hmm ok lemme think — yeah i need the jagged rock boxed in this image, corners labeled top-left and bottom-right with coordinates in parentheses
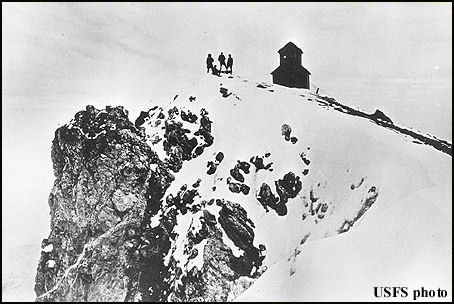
top-left (215, 152), bottom-right (225, 163)
top-left (220, 87), bottom-right (232, 98)
top-left (194, 109), bottom-right (214, 147)
top-left (237, 161), bottom-right (251, 174)
top-left (371, 109), bottom-right (393, 124)
top-left (230, 167), bottom-right (245, 183)
top-left (135, 110), bottom-right (149, 128)
top-left (217, 201), bottom-right (262, 275)
top-left (202, 210), bottom-right (217, 226)
top-left (206, 161), bottom-right (217, 175)
top-left (206, 151), bottom-right (223, 175)
top-left (167, 106), bottom-right (179, 119)
top-left (180, 110), bottom-right (198, 123)
top-left (275, 172), bottom-right (302, 204)
top-left (300, 152), bottom-right (311, 166)
top-left (229, 160), bottom-right (251, 183)
top-left (35, 105), bottom-right (174, 302)
top-left (281, 124), bottom-right (292, 141)
top-left (163, 120), bottom-right (197, 162)
top-left (338, 186), bottom-right (379, 233)
top-left (192, 145), bottom-right (205, 158)
top-left (166, 187), bottom-right (200, 215)
top-left (255, 172), bottom-right (302, 216)
top-left (166, 205), bottom-right (263, 302)
top-left (250, 155), bottom-right (273, 172)
top-left (158, 108), bottom-right (214, 173)
top-left (226, 177), bottom-right (250, 195)
top-left (256, 183), bottom-right (280, 214)
top-left (241, 185), bottom-right (251, 195)
top-left (192, 178), bottom-right (202, 188)
top-left (218, 201), bottom-right (255, 251)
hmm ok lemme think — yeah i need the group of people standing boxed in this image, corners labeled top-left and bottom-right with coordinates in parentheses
top-left (206, 52), bottom-right (233, 76)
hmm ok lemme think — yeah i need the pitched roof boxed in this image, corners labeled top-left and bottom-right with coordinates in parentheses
top-left (278, 42), bottom-right (303, 55)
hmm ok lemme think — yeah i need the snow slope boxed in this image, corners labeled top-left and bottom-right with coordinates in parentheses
top-left (137, 72), bottom-right (452, 301)
top-left (4, 70), bottom-right (450, 301)
top-left (237, 145), bottom-right (452, 301)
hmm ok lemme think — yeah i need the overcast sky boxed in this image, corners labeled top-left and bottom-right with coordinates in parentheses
top-left (3, 3), bottom-right (452, 83)
top-left (2, 2), bottom-right (452, 248)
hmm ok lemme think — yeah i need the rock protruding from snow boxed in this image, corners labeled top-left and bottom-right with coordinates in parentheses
top-left (250, 154), bottom-right (273, 172)
top-left (256, 172), bottom-right (302, 216)
top-left (206, 152), bottom-right (224, 175)
top-left (338, 186), bottom-right (379, 233)
top-left (140, 105), bottom-right (214, 173)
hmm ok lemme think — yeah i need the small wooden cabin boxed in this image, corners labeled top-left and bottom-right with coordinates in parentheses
top-left (271, 42), bottom-right (311, 89)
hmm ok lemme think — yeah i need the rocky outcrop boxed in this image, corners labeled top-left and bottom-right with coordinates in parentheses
top-left (229, 160), bottom-right (250, 183)
top-left (166, 202), bottom-right (263, 302)
top-left (35, 99), bottom-right (383, 302)
top-left (256, 172), bottom-right (302, 216)
top-left (370, 109), bottom-right (393, 124)
top-left (35, 105), bottom-right (264, 302)
top-left (218, 201), bottom-right (264, 276)
top-left (166, 185), bottom-right (201, 215)
top-left (250, 154), bottom-right (273, 172)
top-left (226, 177), bottom-right (250, 195)
top-left (35, 105), bottom-right (174, 301)
top-left (338, 186), bottom-right (379, 233)
top-left (140, 106), bottom-right (214, 173)
top-left (206, 152), bottom-right (224, 175)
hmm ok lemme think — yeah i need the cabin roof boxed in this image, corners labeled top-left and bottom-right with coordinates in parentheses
top-left (278, 42), bottom-right (303, 55)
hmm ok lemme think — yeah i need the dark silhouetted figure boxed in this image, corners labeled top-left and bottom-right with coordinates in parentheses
top-left (218, 52), bottom-right (227, 72)
top-left (206, 54), bottom-right (214, 73)
top-left (212, 64), bottom-right (221, 77)
top-left (226, 54), bottom-right (233, 74)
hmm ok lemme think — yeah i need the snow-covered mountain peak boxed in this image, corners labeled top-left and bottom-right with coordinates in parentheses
top-left (33, 72), bottom-right (451, 302)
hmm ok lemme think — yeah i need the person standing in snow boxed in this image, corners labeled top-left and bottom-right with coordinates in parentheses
top-left (226, 54), bottom-right (233, 74)
top-left (218, 52), bottom-right (227, 73)
top-left (206, 54), bottom-right (214, 73)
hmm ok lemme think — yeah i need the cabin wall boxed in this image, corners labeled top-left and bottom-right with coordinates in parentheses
top-left (297, 73), bottom-right (310, 89)
top-left (279, 51), bottom-right (302, 67)
top-left (272, 71), bottom-right (310, 89)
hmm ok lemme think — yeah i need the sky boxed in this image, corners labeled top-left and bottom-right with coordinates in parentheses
top-left (2, 3), bottom-right (452, 249)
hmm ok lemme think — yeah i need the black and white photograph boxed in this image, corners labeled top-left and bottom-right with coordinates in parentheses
top-left (2, 2), bottom-right (452, 302)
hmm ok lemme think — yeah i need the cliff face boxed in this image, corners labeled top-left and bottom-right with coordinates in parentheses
top-left (35, 105), bottom-right (174, 301)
